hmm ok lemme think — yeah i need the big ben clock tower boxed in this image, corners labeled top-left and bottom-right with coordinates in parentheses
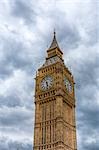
top-left (33, 32), bottom-right (77, 150)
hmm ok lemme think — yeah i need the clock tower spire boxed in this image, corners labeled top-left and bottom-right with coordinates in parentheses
top-left (47, 31), bottom-right (63, 59)
top-left (49, 30), bottom-right (59, 49)
top-left (33, 32), bottom-right (77, 150)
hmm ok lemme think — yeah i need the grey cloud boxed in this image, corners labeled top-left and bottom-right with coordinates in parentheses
top-left (0, 34), bottom-right (45, 80)
top-left (0, 95), bottom-right (22, 108)
top-left (74, 54), bottom-right (99, 150)
top-left (46, 10), bottom-right (81, 50)
top-left (0, 88), bottom-right (33, 110)
top-left (83, 142), bottom-right (99, 150)
top-left (0, 107), bottom-right (33, 140)
top-left (79, 125), bottom-right (99, 150)
top-left (87, 25), bottom-right (99, 46)
top-left (0, 0), bottom-right (98, 150)
top-left (86, 1), bottom-right (99, 45)
top-left (0, 38), bottom-right (32, 79)
top-left (73, 53), bottom-right (99, 89)
top-left (0, 64), bottom-right (13, 79)
top-left (11, 0), bottom-right (36, 24)
top-left (0, 137), bottom-right (32, 150)
top-left (58, 25), bottom-right (81, 50)
top-left (80, 107), bottom-right (99, 130)
top-left (0, 108), bottom-right (32, 127)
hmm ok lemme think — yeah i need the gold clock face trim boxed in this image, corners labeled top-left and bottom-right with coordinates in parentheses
top-left (40, 75), bottom-right (53, 91)
top-left (64, 77), bottom-right (72, 93)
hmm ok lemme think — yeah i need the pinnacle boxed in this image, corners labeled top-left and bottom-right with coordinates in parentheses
top-left (49, 31), bottom-right (59, 49)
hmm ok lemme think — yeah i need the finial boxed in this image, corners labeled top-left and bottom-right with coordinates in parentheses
top-left (54, 28), bottom-right (56, 36)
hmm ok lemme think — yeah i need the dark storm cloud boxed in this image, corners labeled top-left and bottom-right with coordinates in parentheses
top-left (11, 0), bottom-right (36, 24)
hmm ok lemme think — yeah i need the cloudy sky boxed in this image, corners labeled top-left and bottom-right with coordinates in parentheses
top-left (0, 0), bottom-right (99, 149)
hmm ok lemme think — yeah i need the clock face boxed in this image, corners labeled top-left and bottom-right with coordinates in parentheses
top-left (64, 77), bottom-right (72, 93)
top-left (41, 75), bottom-right (53, 90)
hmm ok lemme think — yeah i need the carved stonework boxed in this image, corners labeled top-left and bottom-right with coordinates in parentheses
top-left (33, 32), bottom-right (77, 150)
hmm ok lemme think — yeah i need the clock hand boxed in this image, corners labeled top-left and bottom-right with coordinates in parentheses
top-left (46, 81), bottom-right (48, 88)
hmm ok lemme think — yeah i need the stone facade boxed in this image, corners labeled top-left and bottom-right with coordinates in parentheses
top-left (33, 32), bottom-right (77, 150)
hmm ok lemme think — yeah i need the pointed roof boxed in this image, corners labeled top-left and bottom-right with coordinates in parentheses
top-left (49, 31), bottom-right (59, 50)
